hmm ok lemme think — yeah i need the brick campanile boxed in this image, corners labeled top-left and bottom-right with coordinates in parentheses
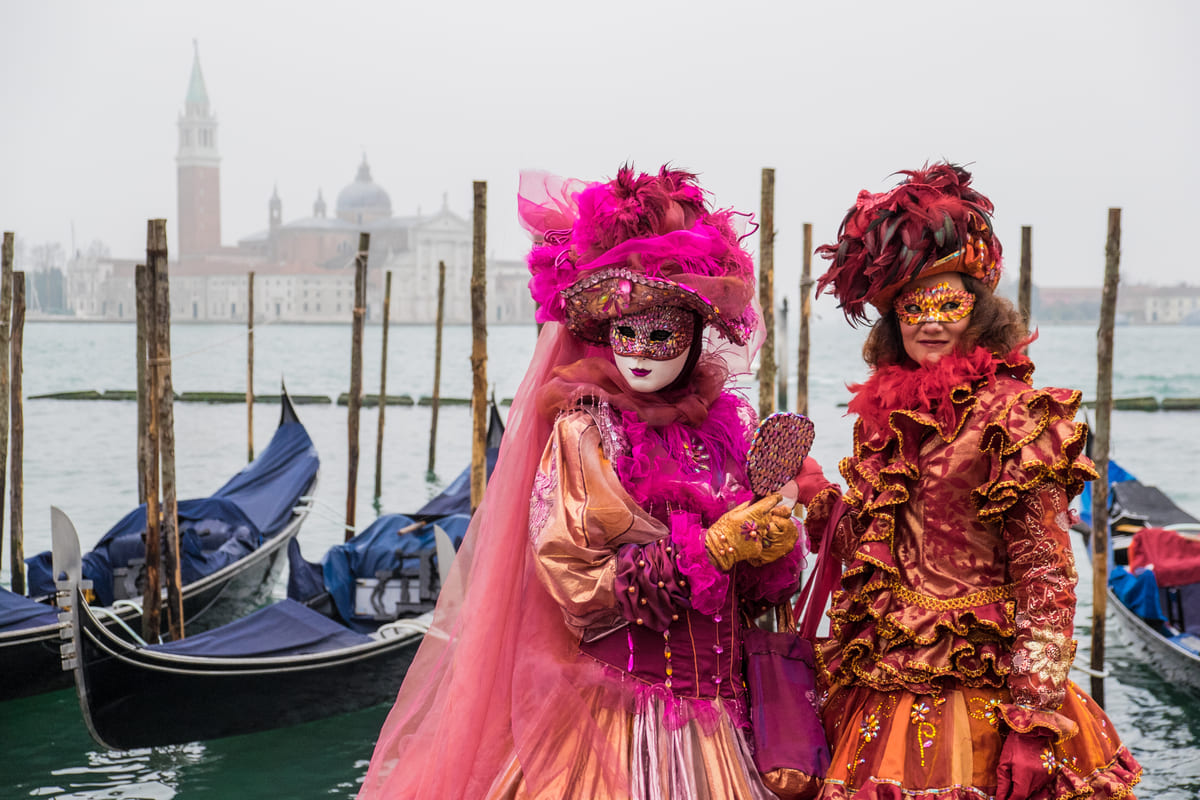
top-left (176, 40), bottom-right (221, 256)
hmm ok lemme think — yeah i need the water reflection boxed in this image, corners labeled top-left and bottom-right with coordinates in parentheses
top-left (43, 744), bottom-right (204, 799)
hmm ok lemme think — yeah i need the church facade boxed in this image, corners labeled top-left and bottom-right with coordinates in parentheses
top-left (66, 44), bottom-right (534, 326)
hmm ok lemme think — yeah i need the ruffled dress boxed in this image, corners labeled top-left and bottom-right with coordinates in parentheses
top-left (803, 347), bottom-right (1142, 799)
top-left (488, 392), bottom-right (803, 799)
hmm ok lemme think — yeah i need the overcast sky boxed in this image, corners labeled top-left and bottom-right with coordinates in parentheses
top-left (2, 0), bottom-right (1196, 300)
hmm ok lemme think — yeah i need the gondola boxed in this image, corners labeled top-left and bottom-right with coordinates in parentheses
top-left (61, 402), bottom-right (504, 750)
top-left (0, 391), bottom-right (320, 701)
top-left (1097, 466), bottom-right (1200, 694)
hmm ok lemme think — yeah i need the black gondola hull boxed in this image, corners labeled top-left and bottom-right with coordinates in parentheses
top-left (3, 391), bottom-right (319, 703)
top-left (1, 509), bottom-right (305, 702)
top-left (70, 585), bottom-right (423, 750)
top-left (1, 624), bottom-right (68, 699)
top-left (1109, 585), bottom-right (1200, 695)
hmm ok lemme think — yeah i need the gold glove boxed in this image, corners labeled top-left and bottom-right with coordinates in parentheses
top-left (750, 505), bottom-right (799, 567)
top-left (704, 494), bottom-right (782, 572)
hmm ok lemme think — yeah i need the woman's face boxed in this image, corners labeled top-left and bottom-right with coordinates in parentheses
top-left (893, 271), bottom-right (974, 366)
top-left (608, 305), bottom-right (694, 393)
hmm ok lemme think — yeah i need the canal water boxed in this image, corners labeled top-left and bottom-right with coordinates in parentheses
top-left (2, 318), bottom-right (1199, 797)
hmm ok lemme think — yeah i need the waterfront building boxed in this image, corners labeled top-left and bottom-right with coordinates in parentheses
top-left (65, 43), bottom-right (535, 326)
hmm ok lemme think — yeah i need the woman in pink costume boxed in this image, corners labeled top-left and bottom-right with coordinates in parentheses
top-left (359, 165), bottom-right (805, 799)
top-left (790, 163), bottom-right (1142, 799)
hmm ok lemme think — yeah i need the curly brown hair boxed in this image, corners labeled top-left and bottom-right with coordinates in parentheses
top-left (862, 274), bottom-right (1028, 368)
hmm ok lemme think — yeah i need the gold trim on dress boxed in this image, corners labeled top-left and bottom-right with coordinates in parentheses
top-left (885, 579), bottom-right (1015, 611)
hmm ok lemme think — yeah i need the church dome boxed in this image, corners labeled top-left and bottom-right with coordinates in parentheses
top-left (336, 155), bottom-right (392, 224)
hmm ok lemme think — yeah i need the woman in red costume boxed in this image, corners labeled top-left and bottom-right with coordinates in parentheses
top-left (358, 165), bottom-right (806, 799)
top-left (791, 163), bottom-right (1142, 799)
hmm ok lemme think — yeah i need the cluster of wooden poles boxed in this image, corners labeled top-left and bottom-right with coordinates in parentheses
top-left (340, 181), bottom-right (491, 539)
top-left (751, 169), bottom-right (1123, 706)
top-left (134, 220), bottom-right (184, 641)
top-left (2, 177), bottom-right (1128, 690)
top-left (134, 181), bottom-right (496, 640)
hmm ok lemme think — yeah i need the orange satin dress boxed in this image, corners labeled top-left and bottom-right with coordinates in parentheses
top-left (804, 354), bottom-right (1142, 799)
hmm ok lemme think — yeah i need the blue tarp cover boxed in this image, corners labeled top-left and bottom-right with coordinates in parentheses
top-left (1109, 564), bottom-right (1167, 624)
top-left (413, 404), bottom-right (503, 519)
top-left (1077, 461), bottom-right (1135, 528)
top-left (150, 598), bottom-right (369, 658)
top-left (413, 450), bottom-right (498, 519)
top-left (23, 417), bottom-right (318, 605)
top-left (0, 586), bottom-right (60, 632)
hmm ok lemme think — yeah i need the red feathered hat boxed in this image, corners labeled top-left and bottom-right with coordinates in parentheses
top-left (815, 163), bottom-right (1003, 325)
top-left (519, 165), bottom-right (758, 345)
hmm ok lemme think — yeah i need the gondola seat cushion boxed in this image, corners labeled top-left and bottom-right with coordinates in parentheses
top-left (1130, 527), bottom-right (1200, 587)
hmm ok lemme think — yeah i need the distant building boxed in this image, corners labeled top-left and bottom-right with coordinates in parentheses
top-left (1142, 286), bottom-right (1200, 324)
top-left (65, 43), bottom-right (535, 326)
top-left (1034, 284), bottom-right (1200, 324)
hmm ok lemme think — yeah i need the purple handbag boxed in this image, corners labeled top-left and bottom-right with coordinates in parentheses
top-left (744, 500), bottom-right (842, 800)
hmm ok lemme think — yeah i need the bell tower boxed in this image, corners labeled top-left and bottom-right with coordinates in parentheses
top-left (176, 40), bottom-right (221, 256)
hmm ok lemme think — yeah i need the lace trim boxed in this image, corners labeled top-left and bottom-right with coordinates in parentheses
top-left (1011, 627), bottom-right (1075, 705)
top-left (528, 438), bottom-right (559, 546)
top-left (589, 400), bottom-right (627, 461)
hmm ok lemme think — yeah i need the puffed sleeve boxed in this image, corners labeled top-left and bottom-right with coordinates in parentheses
top-left (527, 409), bottom-right (686, 634)
top-left (978, 386), bottom-right (1096, 741)
top-left (802, 484), bottom-right (862, 565)
top-left (996, 481), bottom-right (1080, 741)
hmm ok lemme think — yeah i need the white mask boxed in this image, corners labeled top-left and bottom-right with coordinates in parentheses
top-left (613, 349), bottom-right (690, 393)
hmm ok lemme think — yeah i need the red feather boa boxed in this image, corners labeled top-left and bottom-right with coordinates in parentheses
top-left (848, 343), bottom-right (1033, 439)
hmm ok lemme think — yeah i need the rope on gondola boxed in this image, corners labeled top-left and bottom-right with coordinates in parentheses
top-left (297, 495), bottom-right (357, 535)
top-left (1071, 659), bottom-right (1111, 679)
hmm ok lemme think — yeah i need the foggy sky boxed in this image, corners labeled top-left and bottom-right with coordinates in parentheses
top-left (2, 0), bottom-right (1196, 307)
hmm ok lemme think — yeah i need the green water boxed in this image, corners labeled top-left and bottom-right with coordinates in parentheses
top-left (2, 689), bottom-right (387, 798)
top-left (3, 321), bottom-right (1200, 796)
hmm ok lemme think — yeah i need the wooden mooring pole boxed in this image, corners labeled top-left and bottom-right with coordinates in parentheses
top-left (0, 233), bottom-right (11, 577)
top-left (1090, 208), bottom-right (1121, 707)
top-left (247, 270), bottom-right (254, 462)
top-left (150, 220), bottom-right (184, 641)
top-left (428, 260), bottom-right (446, 477)
top-left (136, 263), bottom-right (150, 504)
top-left (373, 270), bottom-right (392, 510)
top-left (777, 298), bottom-right (789, 411)
top-left (138, 260), bottom-right (162, 642)
top-left (1019, 226), bottom-right (1033, 329)
top-left (758, 168), bottom-right (776, 421)
top-left (8, 271), bottom-right (23, 594)
top-left (346, 233), bottom-right (369, 539)
top-left (470, 183), bottom-right (488, 513)
top-left (797, 223), bottom-right (813, 416)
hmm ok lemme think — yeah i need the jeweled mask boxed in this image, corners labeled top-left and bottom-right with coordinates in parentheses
top-left (607, 305), bottom-right (695, 361)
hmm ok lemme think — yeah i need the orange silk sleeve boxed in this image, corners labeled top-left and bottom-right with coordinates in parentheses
top-left (527, 409), bottom-right (669, 635)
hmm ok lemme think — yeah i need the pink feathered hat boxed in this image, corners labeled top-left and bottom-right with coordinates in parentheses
top-left (519, 165), bottom-right (758, 346)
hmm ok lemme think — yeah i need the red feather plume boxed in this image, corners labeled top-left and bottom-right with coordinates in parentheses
top-left (815, 163), bottom-right (1000, 325)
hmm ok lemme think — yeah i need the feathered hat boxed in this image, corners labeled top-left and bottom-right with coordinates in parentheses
top-left (815, 162), bottom-right (1003, 325)
top-left (519, 165), bottom-right (758, 345)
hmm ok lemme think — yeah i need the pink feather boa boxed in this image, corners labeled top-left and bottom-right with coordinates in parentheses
top-left (609, 395), bottom-right (803, 613)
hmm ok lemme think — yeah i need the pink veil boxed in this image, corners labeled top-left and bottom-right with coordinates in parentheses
top-left (358, 322), bottom-right (619, 798)
top-left (359, 169), bottom-right (765, 798)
